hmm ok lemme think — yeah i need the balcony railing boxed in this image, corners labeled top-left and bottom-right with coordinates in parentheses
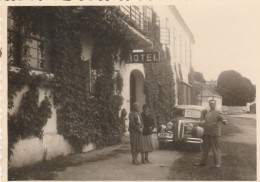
top-left (118, 6), bottom-right (170, 47)
top-left (119, 6), bottom-right (152, 37)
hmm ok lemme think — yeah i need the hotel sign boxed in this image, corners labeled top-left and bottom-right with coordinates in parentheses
top-left (128, 52), bottom-right (160, 63)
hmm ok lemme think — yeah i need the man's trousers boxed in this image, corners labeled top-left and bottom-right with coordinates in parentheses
top-left (200, 134), bottom-right (221, 166)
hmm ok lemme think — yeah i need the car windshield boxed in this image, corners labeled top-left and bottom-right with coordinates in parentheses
top-left (171, 108), bottom-right (185, 117)
top-left (184, 109), bottom-right (201, 118)
top-left (171, 108), bottom-right (202, 119)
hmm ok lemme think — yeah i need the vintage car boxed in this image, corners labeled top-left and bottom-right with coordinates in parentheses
top-left (157, 105), bottom-right (206, 151)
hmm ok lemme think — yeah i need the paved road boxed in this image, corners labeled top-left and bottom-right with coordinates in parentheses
top-left (223, 114), bottom-right (256, 144)
top-left (9, 114), bottom-right (256, 180)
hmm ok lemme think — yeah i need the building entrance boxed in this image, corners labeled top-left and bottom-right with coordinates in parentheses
top-left (130, 69), bottom-right (146, 111)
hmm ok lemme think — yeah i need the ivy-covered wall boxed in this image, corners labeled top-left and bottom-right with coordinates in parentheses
top-left (143, 13), bottom-right (176, 124)
top-left (144, 47), bottom-right (175, 124)
top-left (8, 6), bottom-right (179, 165)
top-left (8, 6), bottom-right (138, 160)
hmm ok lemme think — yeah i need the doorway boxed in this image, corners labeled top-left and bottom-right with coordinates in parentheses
top-left (130, 70), bottom-right (146, 111)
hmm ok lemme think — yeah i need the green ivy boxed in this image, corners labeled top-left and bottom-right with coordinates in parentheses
top-left (8, 64), bottom-right (53, 160)
top-left (142, 10), bottom-right (176, 124)
top-left (144, 46), bottom-right (176, 124)
top-left (8, 85), bottom-right (52, 159)
top-left (8, 6), bottom-right (137, 156)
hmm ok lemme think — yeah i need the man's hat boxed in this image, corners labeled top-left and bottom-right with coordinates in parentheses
top-left (208, 98), bottom-right (216, 103)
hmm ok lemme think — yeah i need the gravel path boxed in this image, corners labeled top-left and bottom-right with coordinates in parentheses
top-left (54, 134), bottom-right (182, 180)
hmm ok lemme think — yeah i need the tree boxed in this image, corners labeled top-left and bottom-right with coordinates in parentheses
top-left (216, 70), bottom-right (255, 106)
top-left (242, 77), bottom-right (256, 103)
top-left (188, 69), bottom-right (204, 105)
top-left (193, 71), bottom-right (205, 83)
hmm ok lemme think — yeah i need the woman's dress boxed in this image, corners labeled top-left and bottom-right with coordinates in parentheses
top-left (128, 112), bottom-right (143, 153)
top-left (141, 113), bottom-right (155, 152)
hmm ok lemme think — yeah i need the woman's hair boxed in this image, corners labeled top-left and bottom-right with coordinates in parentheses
top-left (132, 102), bottom-right (139, 111)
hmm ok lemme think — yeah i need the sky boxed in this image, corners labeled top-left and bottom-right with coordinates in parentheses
top-left (172, 0), bottom-right (260, 84)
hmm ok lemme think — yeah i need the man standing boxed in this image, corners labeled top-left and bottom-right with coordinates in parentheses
top-left (197, 99), bottom-right (227, 168)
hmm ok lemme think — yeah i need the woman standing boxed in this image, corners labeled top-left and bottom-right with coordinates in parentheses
top-left (128, 102), bottom-right (143, 165)
top-left (141, 104), bottom-right (155, 163)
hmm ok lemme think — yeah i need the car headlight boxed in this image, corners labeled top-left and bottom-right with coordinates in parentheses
top-left (195, 126), bottom-right (204, 137)
top-left (161, 125), bottom-right (166, 129)
top-left (186, 123), bottom-right (194, 130)
top-left (166, 122), bottom-right (173, 130)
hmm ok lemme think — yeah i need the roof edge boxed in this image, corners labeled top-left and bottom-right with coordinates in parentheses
top-left (168, 6), bottom-right (195, 44)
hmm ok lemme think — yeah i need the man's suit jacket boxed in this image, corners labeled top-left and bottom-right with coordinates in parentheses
top-left (204, 110), bottom-right (225, 137)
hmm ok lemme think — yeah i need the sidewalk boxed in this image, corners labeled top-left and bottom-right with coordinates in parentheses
top-left (9, 136), bottom-right (131, 180)
top-left (54, 134), bottom-right (180, 181)
top-left (9, 134), bottom-right (179, 181)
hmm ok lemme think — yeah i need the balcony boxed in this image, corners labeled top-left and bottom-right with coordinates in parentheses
top-left (120, 6), bottom-right (150, 34)
top-left (118, 6), bottom-right (154, 49)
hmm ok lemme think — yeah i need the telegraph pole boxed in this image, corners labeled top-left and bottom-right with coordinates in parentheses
top-left (200, 82), bottom-right (203, 106)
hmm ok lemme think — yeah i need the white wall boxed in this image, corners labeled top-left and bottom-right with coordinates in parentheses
top-left (153, 6), bottom-right (193, 105)
top-left (9, 84), bottom-right (95, 168)
top-left (154, 6), bottom-right (193, 83)
top-left (9, 86), bottom-right (74, 168)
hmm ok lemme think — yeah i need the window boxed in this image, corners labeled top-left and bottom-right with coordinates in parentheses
top-left (171, 108), bottom-right (185, 118)
top-left (8, 10), bottom-right (50, 71)
top-left (173, 28), bottom-right (176, 57)
top-left (81, 59), bottom-right (100, 94)
top-left (185, 109), bottom-right (201, 119)
top-left (24, 37), bottom-right (50, 71)
top-left (80, 60), bottom-right (91, 92)
top-left (165, 18), bottom-right (169, 27)
top-left (185, 41), bottom-right (188, 66)
top-left (179, 35), bottom-right (182, 63)
top-left (143, 6), bottom-right (152, 21)
top-left (8, 12), bottom-right (22, 66)
top-left (91, 69), bottom-right (102, 93)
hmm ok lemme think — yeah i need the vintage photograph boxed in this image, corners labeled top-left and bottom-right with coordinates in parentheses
top-left (3, 0), bottom-right (258, 181)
